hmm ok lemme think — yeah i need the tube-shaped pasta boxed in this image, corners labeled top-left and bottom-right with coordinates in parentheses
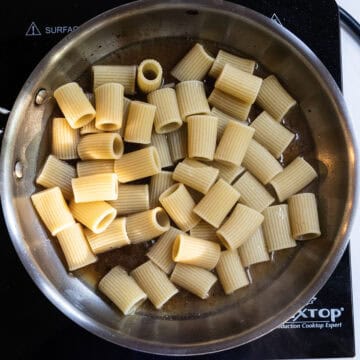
top-left (119, 97), bottom-right (132, 137)
top-left (250, 111), bottom-right (295, 158)
top-left (151, 133), bottom-right (174, 168)
top-left (76, 160), bottom-right (114, 177)
top-left (149, 171), bottom-right (174, 208)
top-left (98, 266), bottom-right (147, 315)
top-left (36, 155), bottom-right (76, 200)
top-left (69, 200), bottom-right (116, 234)
top-left (190, 221), bottom-right (218, 243)
top-left (238, 226), bottom-right (270, 267)
top-left (56, 223), bottom-right (97, 271)
top-left (193, 179), bottom-right (240, 228)
top-left (53, 82), bottom-right (96, 129)
top-left (126, 207), bottom-right (170, 244)
top-left (84, 217), bottom-right (130, 254)
top-left (215, 64), bottom-right (262, 104)
top-left (233, 172), bottom-right (275, 213)
top-left (170, 263), bottom-right (217, 299)
top-left (209, 50), bottom-right (256, 78)
top-left (173, 159), bottom-right (219, 194)
top-left (187, 115), bottom-right (218, 161)
top-left (124, 101), bottom-right (156, 144)
top-left (208, 160), bottom-right (245, 184)
top-left (256, 75), bottom-right (296, 121)
top-left (31, 187), bottom-right (75, 236)
top-left (77, 133), bottom-right (124, 160)
top-left (262, 205), bottom-right (297, 251)
top-left (137, 59), bottom-right (163, 94)
top-left (171, 43), bottom-right (214, 81)
top-left (288, 193), bottom-right (321, 240)
top-left (80, 120), bottom-right (102, 135)
top-left (172, 234), bottom-right (221, 270)
top-left (131, 261), bottom-right (178, 309)
top-left (270, 157), bottom-right (318, 202)
top-left (72, 173), bottom-right (118, 203)
top-left (147, 227), bottom-right (183, 274)
top-left (114, 146), bottom-right (161, 183)
top-left (176, 81), bottom-right (210, 121)
top-left (216, 250), bottom-right (249, 294)
top-left (242, 139), bottom-right (283, 185)
top-left (108, 184), bottom-right (149, 216)
top-left (159, 183), bottom-right (200, 231)
top-left (167, 126), bottom-right (187, 162)
top-left (208, 88), bottom-right (251, 121)
top-left (94, 83), bottom-right (124, 131)
top-left (216, 204), bottom-right (264, 250)
top-left (92, 65), bottom-right (136, 95)
top-left (215, 121), bottom-right (255, 166)
top-left (147, 88), bottom-right (182, 134)
top-left (52, 117), bottom-right (79, 160)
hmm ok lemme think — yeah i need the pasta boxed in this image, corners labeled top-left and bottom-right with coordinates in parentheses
top-left (159, 183), bottom-right (200, 231)
top-left (288, 193), bottom-right (321, 240)
top-left (52, 117), bottom-right (79, 160)
top-left (108, 184), bottom-right (149, 216)
top-left (124, 101), bottom-right (156, 144)
top-left (151, 133), bottom-right (174, 168)
top-left (242, 139), bottom-right (283, 185)
top-left (171, 43), bottom-right (214, 81)
top-left (232, 171), bottom-right (275, 213)
top-left (147, 88), bottom-right (182, 134)
top-left (172, 234), bottom-right (221, 270)
top-left (256, 75), bottom-right (296, 121)
top-left (208, 160), bottom-right (245, 184)
top-left (170, 263), bottom-right (217, 299)
top-left (176, 80), bottom-right (210, 121)
top-left (36, 155), bottom-right (76, 200)
top-left (208, 88), bottom-right (251, 121)
top-left (56, 223), bottom-right (97, 271)
top-left (98, 266), bottom-right (147, 315)
top-left (193, 179), bottom-right (240, 228)
top-left (76, 160), bottom-right (114, 177)
top-left (173, 159), bottom-right (219, 194)
top-left (209, 50), bottom-right (256, 77)
top-left (167, 126), bottom-right (187, 162)
top-left (126, 207), bottom-right (170, 244)
top-left (190, 221), bottom-right (219, 243)
top-left (119, 96), bottom-right (132, 137)
top-left (92, 65), bottom-right (136, 95)
top-left (84, 217), bottom-right (130, 254)
top-left (149, 171), bottom-right (174, 208)
top-left (238, 226), bottom-right (270, 267)
top-left (269, 157), bottom-right (318, 202)
top-left (250, 111), bottom-right (295, 158)
top-left (187, 115), bottom-right (218, 161)
top-left (131, 261), bottom-right (178, 309)
top-left (79, 120), bottom-right (102, 135)
top-left (262, 205), bottom-right (297, 251)
top-left (114, 146), bottom-right (161, 182)
top-left (71, 173), bottom-right (118, 203)
top-left (215, 64), bottom-right (262, 104)
top-left (77, 132), bottom-right (124, 160)
top-left (214, 121), bottom-right (255, 166)
top-left (69, 200), bottom-right (117, 234)
top-left (147, 227), bottom-right (183, 274)
top-left (216, 204), bottom-right (264, 250)
top-left (216, 250), bottom-right (249, 294)
top-left (53, 82), bottom-right (95, 129)
top-left (137, 59), bottom-right (163, 94)
top-left (31, 187), bottom-right (75, 236)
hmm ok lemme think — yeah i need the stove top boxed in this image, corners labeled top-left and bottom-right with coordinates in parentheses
top-left (0, 0), bottom-right (355, 358)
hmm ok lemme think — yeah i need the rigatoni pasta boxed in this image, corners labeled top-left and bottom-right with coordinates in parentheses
top-left (151, 133), bottom-right (174, 168)
top-left (190, 221), bottom-right (219, 243)
top-left (137, 59), bottom-right (163, 94)
top-left (210, 107), bottom-right (244, 142)
top-left (208, 160), bottom-right (245, 184)
top-left (76, 160), bottom-right (114, 177)
top-left (52, 117), bottom-right (79, 160)
top-left (167, 126), bottom-right (187, 162)
top-left (149, 171), bottom-right (174, 208)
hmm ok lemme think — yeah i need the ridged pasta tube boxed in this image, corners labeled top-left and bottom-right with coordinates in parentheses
top-left (137, 59), bottom-right (163, 94)
top-left (167, 126), bottom-right (187, 162)
top-left (126, 207), bottom-right (170, 244)
top-left (190, 221), bottom-right (219, 243)
top-left (149, 171), bottom-right (174, 208)
top-left (76, 160), bottom-right (114, 177)
top-left (151, 133), bottom-right (174, 168)
top-left (208, 160), bottom-right (245, 184)
top-left (53, 82), bottom-right (95, 129)
top-left (52, 117), bottom-right (79, 160)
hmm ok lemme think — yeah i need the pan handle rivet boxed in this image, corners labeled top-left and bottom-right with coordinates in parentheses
top-left (14, 161), bottom-right (23, 179)
top-left (35, 89), bottom-right (49, 105)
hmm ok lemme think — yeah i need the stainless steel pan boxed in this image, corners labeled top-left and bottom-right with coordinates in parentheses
top-left (0, 0), bottom-right (357, 355)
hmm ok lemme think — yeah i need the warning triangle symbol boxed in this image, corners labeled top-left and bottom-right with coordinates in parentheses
top-left (25, 22), bottom-right (42, 36)
top-left (271, 13), bottom-right (283, 26)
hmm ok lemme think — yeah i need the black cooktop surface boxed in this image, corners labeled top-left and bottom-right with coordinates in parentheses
top-left (0, 0), bottom-right (354, 359)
